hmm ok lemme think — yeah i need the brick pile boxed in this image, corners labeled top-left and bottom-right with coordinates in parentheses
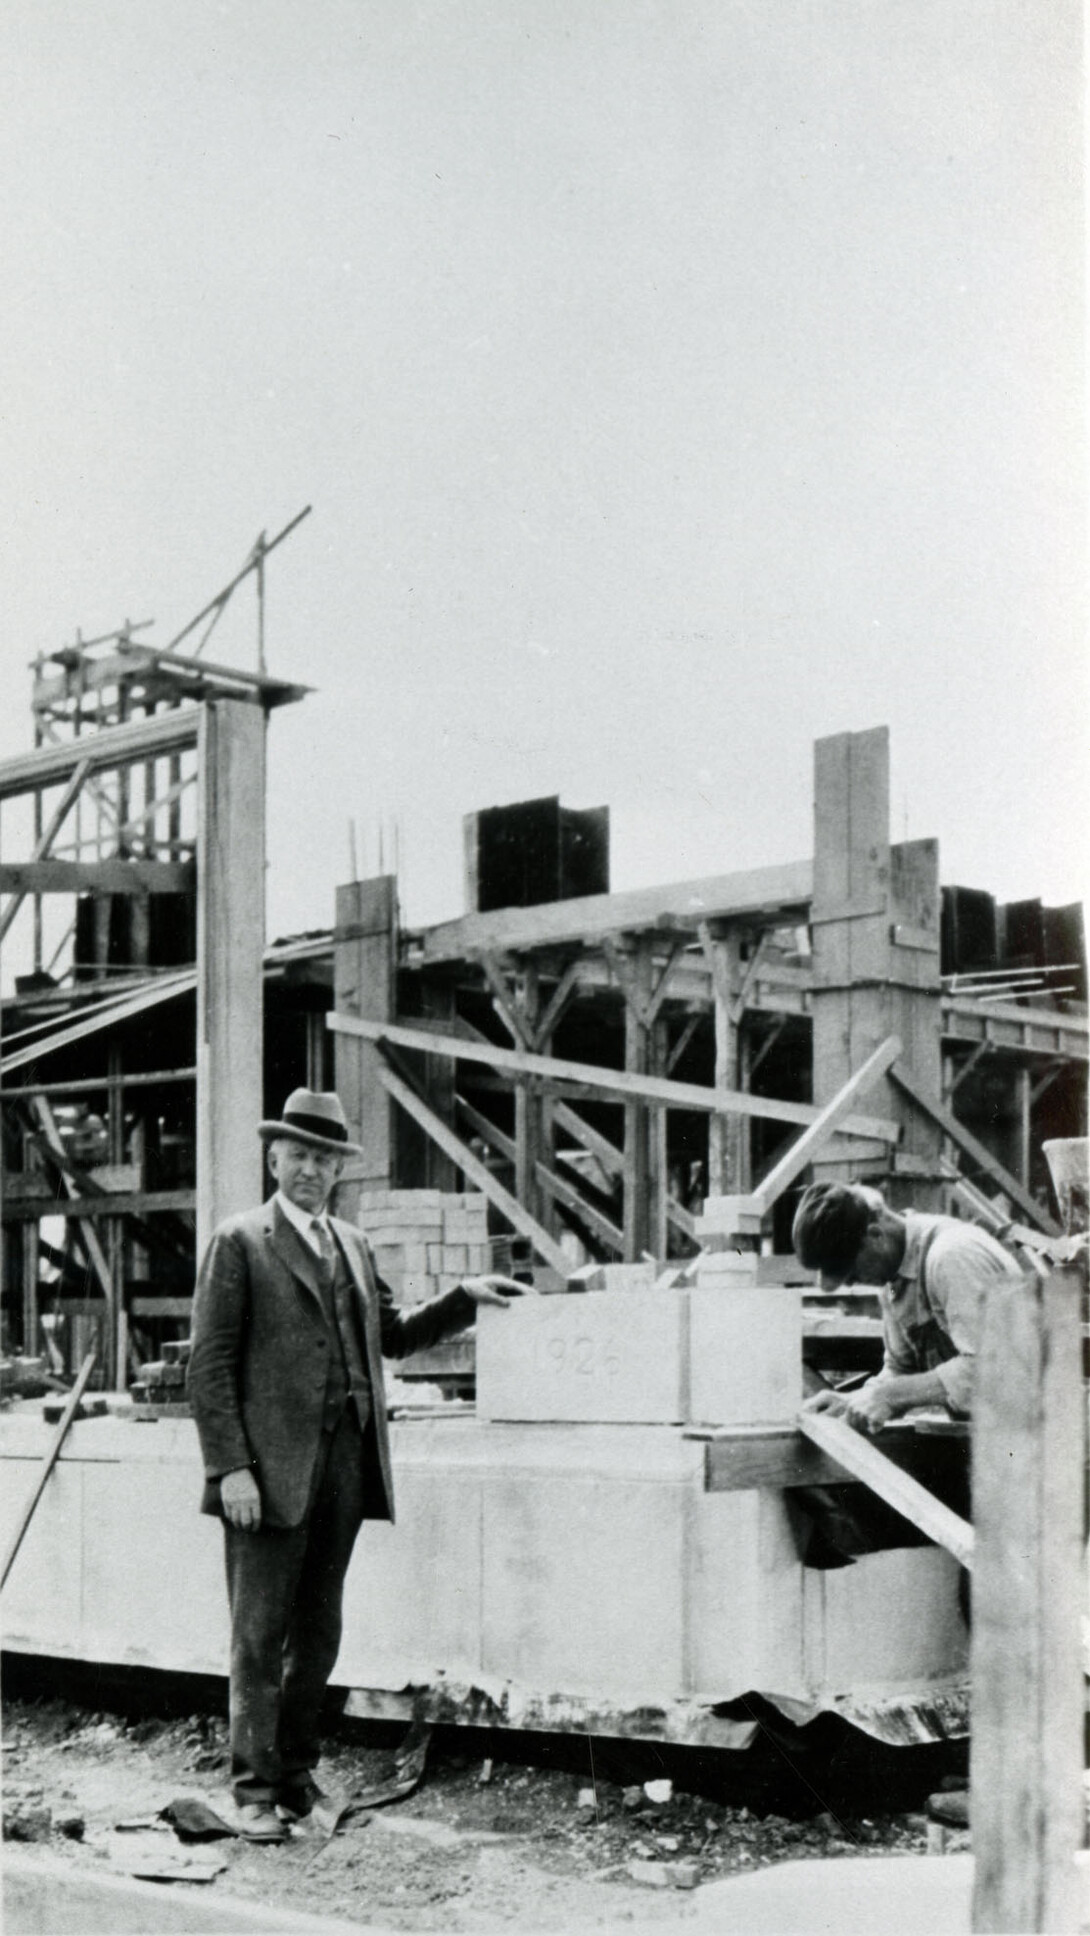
top-left (357, 1190), bottom-right (492, 1302)
top-left (130, 1336), bottom-right (191, 1415)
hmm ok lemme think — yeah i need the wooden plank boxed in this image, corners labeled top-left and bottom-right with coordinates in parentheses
top-left (1, 1068), bottom-right (197, 1100)
top-left (333, 876), bottom-right (398, 1215)
top-left (889, 1064), bottom-right (1061, 1235)
top-left (0, 709), bottom-right (199, 801)
top-left (195, 701), bottom-right (265, 1257)
top-left (1, 1353), bottom-right (97, 1591)
top-left (377, 1060), bottom-right (570, 1276)
top-left (701, 1427), bottom-right (846, 1490)
top-left (797, 1410), bottom-right (975, 1568)
top-left (130, 1297), bottom-right (195, 1318)
top-left (0, 860), bottom-right (195, 894)
top-left (417, 858), bottom-right (814, 963)
top-left (2, 975), bottom-right (197, 1077)
top-left (552, 1100), bottom-right (694, 1241)
top-left (970, 1265), bottom-right (1085, 1934)
top-left (1, 1190), bottom-right (196, 1221)
top-left (328, 1012), bottom-right (900, 1141)
top-left (751, 1034), bottom-right (902, 1211)
top-left (0, 760), bottom-right (92, 944)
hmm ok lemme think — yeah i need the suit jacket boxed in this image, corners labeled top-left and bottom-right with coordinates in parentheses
top-left (187, 1198), bottom-right (475, 1529)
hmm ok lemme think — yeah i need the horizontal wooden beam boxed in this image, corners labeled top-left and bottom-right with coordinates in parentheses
top-left (329, 1012), bottom-right (900, 1142)
top-left (416, 859), bottom-right (813, 963)
top-left (699, 1426), bottom-right (848, 1490)
top-left (377, 1059), bottom-right (571, 1276)
top-left (0, 861), bottom-right (195, 895)
top-left (2, 1189), bottom-right (196, 1222)
top-left (889, 1064), bottom-right (1061, 1235)
top-left (0, 709), bottom-right (199, 801)
top-left (797, 1410), bottom-right (975, 1569)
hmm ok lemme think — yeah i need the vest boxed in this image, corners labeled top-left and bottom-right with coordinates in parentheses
top-left (313, 1226), bottom-right (372, 1434)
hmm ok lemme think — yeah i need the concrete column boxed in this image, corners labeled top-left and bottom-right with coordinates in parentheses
top-left (196, 700), bottom-right (266, 1258)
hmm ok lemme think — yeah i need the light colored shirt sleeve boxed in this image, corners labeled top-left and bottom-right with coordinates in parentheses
top-left (922, 1226), bottom-right (1022, 1415)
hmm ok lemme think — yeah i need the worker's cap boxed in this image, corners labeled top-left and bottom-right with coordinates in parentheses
top-left (792, 1181), bottom-right (873, 1289)
top-left (258, 1087), bottom-right (361, 1156)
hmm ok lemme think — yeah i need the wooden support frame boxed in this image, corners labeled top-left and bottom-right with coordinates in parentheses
top-left (377, 1057), bottom-right (570, 1276)
top-left (327, 1012), bottom-right (901, 1142)
top-left (890, 1064), bottom-right (1060, 1235)
top-left (751, 1035), bottom-right (902, 1212)
top-left (457, 1092), bottom-right (623, 1253)
top-left (0, 758), bottom-right (92, 944)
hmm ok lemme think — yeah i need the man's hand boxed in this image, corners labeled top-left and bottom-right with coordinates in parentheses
top-left (802, 1387), bottom-right (849, 1418)
top-left (461, 1274), bottom-right (532, 1307)
top-left (220, 1467), bottom-right (262, 1531)
top-left (842, 1380), bottom-right (897, 1435)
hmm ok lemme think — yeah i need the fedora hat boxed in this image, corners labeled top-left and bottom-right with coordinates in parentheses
top-left (258, 1088), bottom-right (361, 1156)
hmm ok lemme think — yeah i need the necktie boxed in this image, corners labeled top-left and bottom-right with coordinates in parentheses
top-left (313, 1219), bottom-right (335, 1273)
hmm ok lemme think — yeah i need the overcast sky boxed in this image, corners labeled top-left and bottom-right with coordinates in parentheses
top-left (0, 0), bottom-right (1083, 948)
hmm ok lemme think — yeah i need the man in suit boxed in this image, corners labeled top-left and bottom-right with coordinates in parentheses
top-left (188, 1087), bottom-right (523, 1840)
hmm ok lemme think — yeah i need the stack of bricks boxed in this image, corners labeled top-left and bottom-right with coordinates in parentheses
top-left (130, 1337), bottom-right (191, 1416)
top-left (358, 1190), bottom-right (492, 1303)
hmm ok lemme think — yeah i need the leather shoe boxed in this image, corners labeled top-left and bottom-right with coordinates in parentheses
top-left (230, 1801), bottom-right (288, 1842)
top-left (276, 1778), bottom-right (324, 1823)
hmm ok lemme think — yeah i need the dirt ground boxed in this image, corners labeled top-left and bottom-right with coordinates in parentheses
top-left (1, 1680), bottom-right (967, 1933)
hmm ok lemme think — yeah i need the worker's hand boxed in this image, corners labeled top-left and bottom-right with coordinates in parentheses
top-left (843, 1381), bottom-right (896, 1436)
top-left (801, 1388), bottom-right (848, 1417)
top-left (220, 1467), bottom-right (262, 1530)
top-left (461, 1274), bottom-right (532, 1307)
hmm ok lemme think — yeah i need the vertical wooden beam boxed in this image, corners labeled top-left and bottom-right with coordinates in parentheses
top-left (706, 930), bottom-right (745, 1196)
top-left (420, 976), bottom-right (459, 1192)
top-left (970, 1265), bottom-right (1084, 1934)
top-left (333, 875), bottom-right (397, 1221)
top-left (622, 938), bottom-right (652, 1260)
top-left (1016, 1064), bottom-right (1032, 1190)
top-left (107, 1043), bottom-right (126, 1392)
top-left (514, 961), bottom-right (542, 1226)
top-left (810, 729), bottom-right (942, 1201)
top-left (196, 700), bottom-right (266, 1257)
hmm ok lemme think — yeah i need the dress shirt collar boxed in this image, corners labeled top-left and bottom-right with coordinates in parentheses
top-left (275, 1189), bottom-right (332, 1254)
top-left (893, 1210), bottom-right (929, 1286)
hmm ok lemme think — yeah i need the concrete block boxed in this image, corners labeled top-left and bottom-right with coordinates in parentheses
top-left (443, 1245), bottom-right (468, 1272)
top-left (688, 1286), bottom-right (801, 1425)
top-left (476, 1291), bottom-right (688, 1423)
top-left (426, 1243), bottom-right (443, 1271)
top-left (467, 1245), bottom-right (490, 1272)
top-left (695, 1194), bottom-right (763, 1239)
top-left (809, 1546), bottom-right (969, 1688)
top-left (696, 1252), bottom-right (759, 1287)
top-left (403, 1244), bottom-right (429, 1273)
top-left (480, 1457), bottom-right (687, 1698)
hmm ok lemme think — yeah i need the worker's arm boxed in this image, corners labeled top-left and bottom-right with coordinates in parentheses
top-left (802, 1366), bottom-right (947, 1432)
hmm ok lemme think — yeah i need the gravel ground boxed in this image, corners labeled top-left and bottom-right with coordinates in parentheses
top-left (1, 1689), bottom-right (968, 1932)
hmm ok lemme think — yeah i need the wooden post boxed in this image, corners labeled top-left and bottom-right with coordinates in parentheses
top-left (196, 701), bottom-right (266, 1259)
top-left (810, 729), bottom-right (942, 1201)
top-left (707, 931), bottom-right (744, 1197)
top-left (622, 938), bottom-right (652, 1261)
top-left (970, 1264), bottom-right (1085, 1933)
top-left (514, 961), bottom-right (542, 1225)
top-left (333, 875), bottom-right (397, 1221)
